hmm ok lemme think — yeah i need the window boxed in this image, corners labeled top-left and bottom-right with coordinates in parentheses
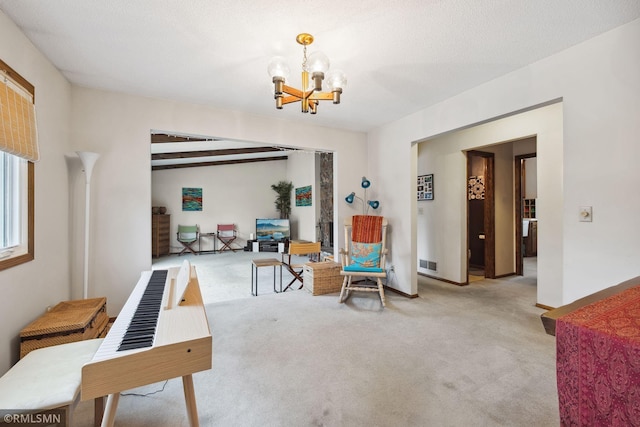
top-left (0, 152), bottom-right (29, 250)
top-left (0, 59), bottom-right (36, 271)
top-left (0, 154), bottom-right (33, 270)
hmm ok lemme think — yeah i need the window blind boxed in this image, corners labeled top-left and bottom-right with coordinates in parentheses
top-left (0, 73), bottom-right (39, 162)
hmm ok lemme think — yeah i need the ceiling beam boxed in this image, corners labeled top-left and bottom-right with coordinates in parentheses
top-left (150, 133), bottom-right (215, 143)
top-left (152, 155), bottom-right (288, 171)
top-left (151, 146), bottom-right (284, 160)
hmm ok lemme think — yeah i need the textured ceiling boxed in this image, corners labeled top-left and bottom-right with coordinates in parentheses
top-left (1, 0), bottom-right (639, 135)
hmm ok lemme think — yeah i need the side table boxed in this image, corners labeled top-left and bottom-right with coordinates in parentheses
top-left (251, 258), bottom-right (283, 296)
top-left (199, 232), bottom-right (217, 253)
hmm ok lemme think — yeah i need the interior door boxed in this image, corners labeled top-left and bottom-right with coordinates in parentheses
top-left (467, 150), bottom-right (495, 280)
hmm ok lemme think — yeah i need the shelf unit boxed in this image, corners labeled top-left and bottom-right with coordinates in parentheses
top-left (523, 199), bottom-right (536, 219)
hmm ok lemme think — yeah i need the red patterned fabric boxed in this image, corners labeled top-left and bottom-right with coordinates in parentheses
top-left (556, 286), bottom-right (640, 426)
top-left (352, 215), bottom-right (383, 243)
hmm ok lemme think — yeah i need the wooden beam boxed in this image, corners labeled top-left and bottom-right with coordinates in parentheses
top-left (151, 146), bottom-right (284, 161)
top-left (152, 156), bottom-right (288, 171)
top-left (150, 133), bottom-right (215, 143)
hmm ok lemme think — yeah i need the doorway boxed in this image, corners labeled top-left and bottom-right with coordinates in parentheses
top-left (515, 153), bottom-right (537, 276)
top-left (467, 150), bottom-right (495, 282)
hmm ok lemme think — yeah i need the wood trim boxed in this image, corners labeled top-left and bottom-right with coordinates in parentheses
top-left (484, 154), bottom-right (495, 278)
top-left (0, 162), bottom-right (35, 271)
top-left (418, 272), bottom-right (468, 286)
top-left (466, 150), bottom-right (495, 279)
top-left (0, 58), bottom-right (35, 99)
top-left (494, 272), bottom-right (515, 279)
top-left (151, 134), bottom-right (215, 143)
top-left (536, 303), bottom-right (554, 311)
top-left (152, 155), bottom-right (288, 171)
top-left (383, 285), bottom-right (419, 299)
top-left (152, 146), bottom-right (284, 161)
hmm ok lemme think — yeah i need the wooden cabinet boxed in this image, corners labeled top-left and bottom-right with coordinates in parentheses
top-left (152, 214), bottom-right (170, 257)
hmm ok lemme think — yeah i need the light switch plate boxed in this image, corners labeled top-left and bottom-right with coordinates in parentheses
top-left (579, 206), bottom-right (592, 222)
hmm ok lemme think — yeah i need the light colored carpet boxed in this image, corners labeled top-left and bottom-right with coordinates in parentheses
top-left (73, 253), bottom-right (557, 426)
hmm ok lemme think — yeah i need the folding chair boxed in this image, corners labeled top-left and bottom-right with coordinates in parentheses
top-left (281, 241), bottom-right (321, 292)
top-left (177, 225), bottom-right (199, 256)
top-left (217, 224), bottom-right (238, 252)
top-left (339, 215), bottom-right (388, 307)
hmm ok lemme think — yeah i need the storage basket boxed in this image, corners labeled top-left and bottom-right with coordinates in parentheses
top-left (19, 297), bottom-right (109, 358)
top-left (303, 261), bottom-right (343, 295)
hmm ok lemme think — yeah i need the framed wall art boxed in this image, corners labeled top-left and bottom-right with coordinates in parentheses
top-left (417, 174), bottom-right (434, 201)
top-left (295, 185), bottom-right (312, 207)
top-left (182, 187), bottom-right (203, 211)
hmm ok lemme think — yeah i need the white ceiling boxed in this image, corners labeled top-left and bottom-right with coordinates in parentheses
top-left (2, 0), bottom-right (640, 162)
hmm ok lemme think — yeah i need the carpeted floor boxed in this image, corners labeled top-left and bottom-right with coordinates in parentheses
top-left (73, 253), bottom-right (557, 426)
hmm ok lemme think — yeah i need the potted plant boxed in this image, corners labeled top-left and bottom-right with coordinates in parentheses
top-left (271, 180), bottom-right (293, 219)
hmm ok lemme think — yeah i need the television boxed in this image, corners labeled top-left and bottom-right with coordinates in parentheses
top-left (256, 218), bottom-right (290, 241)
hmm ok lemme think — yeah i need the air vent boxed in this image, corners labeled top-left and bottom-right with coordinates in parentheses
top-left (419, 259), bottom-right (437, 271)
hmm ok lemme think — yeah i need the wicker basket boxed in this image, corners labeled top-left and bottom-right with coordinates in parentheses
top-left (303, 261), bottom-right (343, 296)
top-left (19, 297), bottom-right (109, 358)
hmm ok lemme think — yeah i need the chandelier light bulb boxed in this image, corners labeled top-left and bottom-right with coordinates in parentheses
top-left (307, 51), bottom-right (330, 73)
top-left (267, 56), bottom-right (290, 80)
top-left (325, 69), bottom-right (347, 90)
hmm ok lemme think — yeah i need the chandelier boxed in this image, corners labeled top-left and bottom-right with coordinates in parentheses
top-left (267, 33), bottom-right (346, 114)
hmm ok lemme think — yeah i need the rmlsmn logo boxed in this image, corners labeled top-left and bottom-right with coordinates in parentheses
top-left (1, 409), bottom-right (65, 426)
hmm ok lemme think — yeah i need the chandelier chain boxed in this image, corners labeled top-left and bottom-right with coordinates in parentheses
top-left (302, 44), bottom-right (308, 72)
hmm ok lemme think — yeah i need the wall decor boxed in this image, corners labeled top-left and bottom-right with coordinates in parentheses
top-left (417, 174), bottom-right (434, 201)
top-left (468, 175), bottom-right (485, 200)
top-left (182, 187), bottom-right (203, 211)
top-left (295, 185), bottom-right (312, 207)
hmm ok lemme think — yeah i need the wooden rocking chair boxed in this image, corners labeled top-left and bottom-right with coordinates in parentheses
top-left (339, 215), bottom-right (388, 307)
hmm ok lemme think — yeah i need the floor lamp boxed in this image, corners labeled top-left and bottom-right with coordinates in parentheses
top-left (77, 151), bottom-right (100, 299)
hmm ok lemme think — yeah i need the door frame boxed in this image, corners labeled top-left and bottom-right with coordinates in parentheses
top-left (466, 150), bottom-right (495, 281)
top-left (514, 152), bottom-right (537, 275)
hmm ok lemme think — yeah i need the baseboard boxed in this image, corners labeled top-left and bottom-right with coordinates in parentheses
top-left (535, 303), bottom-right (554, 311)
top-left (418, 272), bottom-right (468, 286)
top-left (384, 285), bottom-right (418, 299)
top-left (494, 272), bottom-right (516, 279)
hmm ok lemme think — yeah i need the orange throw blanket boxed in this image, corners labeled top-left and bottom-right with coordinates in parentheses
top-left (352, 215), bottom-right (383, 243)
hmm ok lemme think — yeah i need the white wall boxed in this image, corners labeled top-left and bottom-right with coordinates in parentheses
top-left (152, 150), bottom-right (324, 249)
top-left (152, 160), bottom-right (288, 251)
top-left (288, 151), bottom-right (320, 242)
top-left (417, 126), bottom-right (550, 284)
top-left (0, 10), bottom-right (73, 373)
top-left (371, 18), bottom-right (640, 307)
top-left (69, 87), bottom-right (367, 316)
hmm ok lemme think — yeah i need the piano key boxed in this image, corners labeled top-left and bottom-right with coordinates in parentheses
top-left (115, 269), bottom-right (168, 352)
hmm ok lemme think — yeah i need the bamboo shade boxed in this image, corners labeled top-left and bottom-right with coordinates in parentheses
top-left (0, 74), bottom-right (39, 162)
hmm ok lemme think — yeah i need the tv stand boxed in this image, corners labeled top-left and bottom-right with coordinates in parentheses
top-left (247, 240), bottom-right (287, 253)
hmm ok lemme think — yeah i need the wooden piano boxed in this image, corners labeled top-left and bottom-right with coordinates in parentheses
top-left (82, 261), bottom-right (212, 427)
